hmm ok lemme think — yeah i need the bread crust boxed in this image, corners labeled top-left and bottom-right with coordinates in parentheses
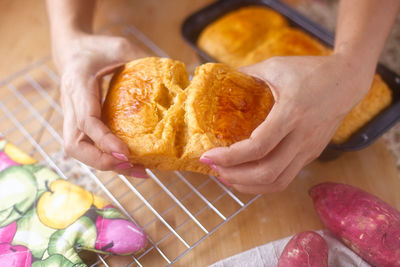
top-left (102, 57), bottom-right (274, 174)
top-left (198, 6), bottom-right (288, 69)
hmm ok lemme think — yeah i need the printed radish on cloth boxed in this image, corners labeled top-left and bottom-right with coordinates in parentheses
top-left (0, 138), bottom-right (146, 267)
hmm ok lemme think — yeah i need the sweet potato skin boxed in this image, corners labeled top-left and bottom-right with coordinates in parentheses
top-left (278, 231), bottom-right (328, 267)
top-left (310, 182), bottom-right (400, 267)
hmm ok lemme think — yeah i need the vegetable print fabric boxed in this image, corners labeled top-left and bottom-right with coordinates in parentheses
top-left (0, 138), bottom-right (146, 266)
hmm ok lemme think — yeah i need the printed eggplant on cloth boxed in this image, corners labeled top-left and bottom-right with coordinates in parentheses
top-left (0, 138), bottom-right (146, 267)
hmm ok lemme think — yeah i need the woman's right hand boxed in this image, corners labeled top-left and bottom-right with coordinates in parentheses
top-left (53, 33), bottom-right (148, 178)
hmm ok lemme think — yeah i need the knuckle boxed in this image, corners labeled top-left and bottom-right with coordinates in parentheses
top-left (114, 38), bottom-right (132, 53)
top-left (256, 164), bottom-right (278, 184)
top-left (63, 142), bottom-right (74, 157)
top-left (252, 165), bottom-right (265, 184)
top-left (77, 117), bottom-right (88, 133)
top-left (97, 135), bottom-right (109, 150)
top-left (96, 157), bottom-right (115, 171)
top-left (250, 139), bottom-right (266, 159)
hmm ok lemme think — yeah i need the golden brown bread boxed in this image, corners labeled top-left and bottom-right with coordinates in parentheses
top-left (242, 28), bottom-right (331, 66)
top-left (198, 6), bottom-right (392, 144)
top-left (102, 57), bottom-right (274, 174)
top-left (332, 75), bottom-right (392, 144)
top-left (198, 6), bottom-right (288, 68)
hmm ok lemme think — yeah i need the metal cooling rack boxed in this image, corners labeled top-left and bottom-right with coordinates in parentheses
top-left (0, 24), bottom-right (260, 266)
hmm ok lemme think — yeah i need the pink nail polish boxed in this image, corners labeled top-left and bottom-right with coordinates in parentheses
top-left (200, 156), bottom-right (214, 165)
top-left (116, 162), bottom-right (132, 170)
top-left (217, 177), bottom-right (232, 187)
top-left (112, 152), bottom-right (128, 161)
top-left (131, 170), bottom-right (149, 179)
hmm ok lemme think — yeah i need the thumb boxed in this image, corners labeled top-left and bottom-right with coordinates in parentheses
top-left (238, 60), bottom-right (281, 101)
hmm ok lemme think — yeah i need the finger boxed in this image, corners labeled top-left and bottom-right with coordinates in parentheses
top-left (72, 140), bottom-right (124, 171)
top-left (73, 78), bottom-right (130, 158)
top-left (63, 100), bottom-right (122, 171)
top-left (63, 112), bottom-right (117, 170)
top-left (80, 114), bottom-right (130, 157)
top-left (63, 97), bottom-right (147, 177)
top-left (214, 131), bottom-right (299, 185)
top-left (202, 104), bottom-right (294, 167)
top-left (67, 133), bottom-right (147, 177)
top-left (231, 153), bottom-right (306, 194)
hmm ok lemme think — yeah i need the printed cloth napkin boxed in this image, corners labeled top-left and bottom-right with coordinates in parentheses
top-left (210, 230), bottom-right (371, 267)
top-left (0, 138), bottom-right (146, 267)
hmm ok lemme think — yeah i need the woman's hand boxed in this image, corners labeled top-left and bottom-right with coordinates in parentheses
top-left (54, 33), bottom-right (148, 178)
top-left (201, 54), bottom-right (375, 194)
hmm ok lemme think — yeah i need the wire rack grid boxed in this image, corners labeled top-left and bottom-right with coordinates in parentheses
top-left (0, 24), bottom-right (260, 266)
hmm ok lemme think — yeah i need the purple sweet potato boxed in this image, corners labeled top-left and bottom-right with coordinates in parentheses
top-left (310, 182), bottom-right (400, 267)
top-left (278, 231), bottom-right (328, 267)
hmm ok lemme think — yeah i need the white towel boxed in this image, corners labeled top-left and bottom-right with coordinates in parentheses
top-left (209, 230), bottom-right (370, 267)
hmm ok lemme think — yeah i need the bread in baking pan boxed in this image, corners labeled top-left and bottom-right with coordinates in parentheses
top-left (242, 28), bottom-right (331, 67)
top-left (197, 6), bottom-right (329, 68)
top-left (197, 6), bottom-right (392, 144)
top-left (333, 75), bottom-right (392, 144)
top-left (102, 57), bottom-right (274, 174)
top-left (198, 6), bottom-right (288, 69)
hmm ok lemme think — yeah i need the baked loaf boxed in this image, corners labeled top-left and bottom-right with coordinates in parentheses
top-left (242, 28), bottom-right (330, 66)
top-left (332, 75), bottom-right (392, 144)
top-left (102, 57), bottom-right (274, 174)
top-left (198, 6), bottom-right (392, 144)
top-left (198, 7), bottom-right (329, 68)
top-left (198, 6), bottom-right (289, 68)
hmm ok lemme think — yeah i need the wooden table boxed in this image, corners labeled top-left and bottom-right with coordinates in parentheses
top-left (1, 1), bottom-right (399, 266)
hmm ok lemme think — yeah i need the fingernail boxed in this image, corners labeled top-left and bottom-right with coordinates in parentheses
top-left (116, 162), bottom-right (132, 170)
top-left (112, 152), bottom-right (128, 161)
top-left (131, 169), bottom-right (149, 179)
top-left (217, 177), bottom-right (231, 187)
top-left (210, 164), bottom-right (218, 173)
top-left (200, 156), bottom-right (214, 165)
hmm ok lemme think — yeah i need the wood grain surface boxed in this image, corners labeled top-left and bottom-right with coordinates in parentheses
top-left (0, 1), bottom-right (399, 266)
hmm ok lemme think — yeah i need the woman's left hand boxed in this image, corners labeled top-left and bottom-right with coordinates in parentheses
top-left (201, 54), bottom-right (375, 194)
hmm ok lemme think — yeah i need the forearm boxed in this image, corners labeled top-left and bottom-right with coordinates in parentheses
top-left (46, 0), bottom-right (96, 71)
top-left (334, 0), bottom-right (400, 70)
top-left (46, 0), bottom-right (95, 38)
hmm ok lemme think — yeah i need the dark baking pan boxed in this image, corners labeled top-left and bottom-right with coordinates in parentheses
top-left (181, 0), bottom-right (400, 159)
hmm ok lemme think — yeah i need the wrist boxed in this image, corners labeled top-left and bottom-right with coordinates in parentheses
top-left (50, 24), bottom-right (88, 47)
top-left (329, 52), bottom-right (373, 90)
top-left (334, 42), bottom-right (379, 73)
top-left (329, 51), bottom-right (376, 98)
top-left (51, 30), bottom-right (91, 73)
